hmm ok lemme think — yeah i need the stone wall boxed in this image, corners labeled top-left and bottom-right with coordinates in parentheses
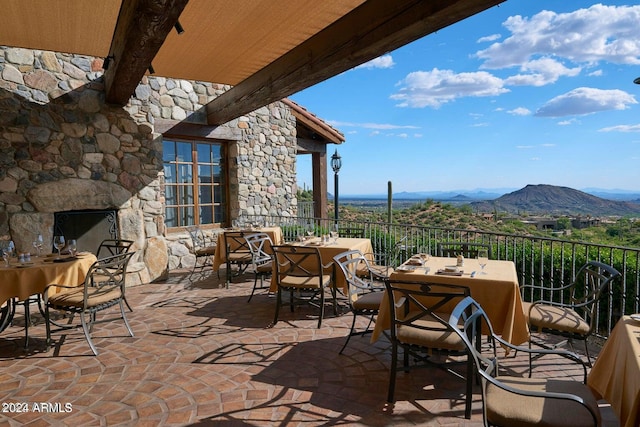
top-left (0, 46), bottom-right (298, 282)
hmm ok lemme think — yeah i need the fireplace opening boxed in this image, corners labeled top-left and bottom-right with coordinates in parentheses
top-left (53, 209), bottom-right (118, 254)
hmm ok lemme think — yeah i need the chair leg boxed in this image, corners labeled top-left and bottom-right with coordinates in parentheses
top-left (317, 289), bottom-right (325, 328)
top-left (247, 273), bottom-right (259, 302)
top-left (387, 341), bottom-right (398, 402)
top-left (583, 339), bottom-right (592, 367)
top-left (120, 301), bottom-right (134, 337)
top-left (81, 312), bottom-right (99, 356)
top-left (338, 312), bottom-right (358, 354)
top-left (273, 288), bottom-right (282, 325)
top-left (44, 303), bottom-right (51, 351)
top-left (23, 299), bottom-right (31, 350)
top-left (464, 353), bottom-right (473, 419)
top-left (124, 296), bottom-right (134, 312)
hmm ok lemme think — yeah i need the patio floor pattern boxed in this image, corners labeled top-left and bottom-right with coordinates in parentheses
top-left (0, 268), bottom-right (619, 426)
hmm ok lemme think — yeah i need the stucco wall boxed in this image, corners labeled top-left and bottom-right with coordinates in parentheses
top-left (0, 47), bottom-right (298, 282)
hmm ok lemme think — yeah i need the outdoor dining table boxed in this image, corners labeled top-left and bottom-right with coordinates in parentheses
top-left (371, 256), bottom-right (530, 346)
top-left (212, 226), bottom-right (284, 272)
top-left (269, 237), bottom-right (375, 294)
top-left (0, 252), bottom-right (97, 343)
top-left (587, 315), bottom-right (640, 427)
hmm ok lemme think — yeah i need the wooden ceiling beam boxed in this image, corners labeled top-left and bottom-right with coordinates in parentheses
top-left (206, 0), bottom-right (504, 125)
top-left (104, 0), bottom-right (189, 105)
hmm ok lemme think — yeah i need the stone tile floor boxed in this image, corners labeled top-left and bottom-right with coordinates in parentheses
top-left (0, 269), bottom-right (619, 426)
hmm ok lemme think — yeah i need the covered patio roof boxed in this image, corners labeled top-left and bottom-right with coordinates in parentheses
top-left (0, 0), bottom-right (504, 124)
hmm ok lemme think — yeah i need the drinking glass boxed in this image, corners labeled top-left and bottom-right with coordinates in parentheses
top-left (477, 248), bottom-right (489, 274)
top-left (53, 235), bottom-right (65, 258)
top-left (32, 234), bottom-right (44, 257)
top-left (67, 239), bottom-right (78, 257)
top-left (306, 222), bottom-right (314, 238)
top-left (2, 249), bottom-right (9, 267)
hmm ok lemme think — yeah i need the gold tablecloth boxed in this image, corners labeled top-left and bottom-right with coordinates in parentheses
top-left (212, 226), bottom-right (284, 271)
top-left (588, 316), bottom-right (640, 427)
top-left (269, 237), bottom-right (374, 294)
top-left (0, 253), bottom-right (97, 304)
top-left (371, 257), bottom-right (530, 346)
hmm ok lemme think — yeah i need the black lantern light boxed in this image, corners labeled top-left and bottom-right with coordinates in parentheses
top-left (331, 150), bottom-right (342, 222)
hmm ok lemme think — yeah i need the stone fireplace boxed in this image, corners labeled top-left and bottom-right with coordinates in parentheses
top-left (53, 209), bottom-right (118, 254)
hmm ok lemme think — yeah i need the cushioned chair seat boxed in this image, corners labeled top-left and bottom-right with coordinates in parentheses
top-left (486, 377), bottom-right (601, 427)
top-left (195, 246), bottom-right (217, 256)
top-left (397, 312), bottom-right (465, 351)
top-left (352, 291), bottom-right (383, 311)
top-left (48, 286), bottom-right (121, 308)
top-left (523, 302), bottom-right (590, 335)
top-left (280, 274), bottom-right (332, 289)
top-left (227, 251), bottom-right (252, 263)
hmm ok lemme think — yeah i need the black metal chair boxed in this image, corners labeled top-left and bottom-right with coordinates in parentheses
top-left (245, 232), bottom-right (274, 302)
top-left (272, 245), bottom-right (335, 328)
top-left (185, 227), bottom-right (217, 282)
top-left (96, 238), bottom-right (135, 311)
top-left (223, 231), bottom-right (253, 289)
top-left (521, 260), bottom-right (621, 369)
top-left (333, 250), bottom-right (385, 354)
top-left (383, 278), bottom-right (473, 418)
top-left (44, 252), bottom-right (135, 356)
top-left (447, 296), bottom-right (600, 427)
top-left (437, 242), bottom-right (492, 259)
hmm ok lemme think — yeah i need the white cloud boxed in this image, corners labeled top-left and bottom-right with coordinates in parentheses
top-left (507, 107), bottom-right (531, 116)
top-left (329, 120), bottom-right (419, 130)
top-left (477, 34), bottom-right (501, 43)
top-left (390, 68), bottom-right (509, 108)
top-left (355, 54), bottom-right (395, 70)
top-left (535, 87), bottom-right (637, 117)
top-left (517, 145), bottom-right (534, 149)
top-left (588, 69), bottom-right (603, 77)
top-left (599, 124), bottom-right (640, 132)
top-left (475, 4), bottom-right (640, 69)
top-left (558, 118), bottom-right (579, 126)
top-left (505, 57), bottom-right (581, 86)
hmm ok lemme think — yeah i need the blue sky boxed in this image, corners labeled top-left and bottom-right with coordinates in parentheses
top-left (289, 1), bottom-right (640, 196)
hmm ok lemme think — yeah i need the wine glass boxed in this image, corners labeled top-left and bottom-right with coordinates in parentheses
top-left (477, 248), bottom-right (489, 274)
top-left (32, 234), bottom-right (44, 257)
top-left (53, 235), bottom-right (65, 258)
top-left (329, 224), bottom-right (338, 244)
top-left (305, 222), bottom-right (314, 239)
top-left (67, 239), bottom-right (78, 257)
top-left (2, 249), bottom-right (10, 267)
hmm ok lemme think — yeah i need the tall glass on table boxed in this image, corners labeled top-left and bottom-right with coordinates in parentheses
top-left (53, 235), bottom-right (65, 259)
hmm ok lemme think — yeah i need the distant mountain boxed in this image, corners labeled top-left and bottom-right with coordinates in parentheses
top-left (470, 184), bottom-right (640, 216)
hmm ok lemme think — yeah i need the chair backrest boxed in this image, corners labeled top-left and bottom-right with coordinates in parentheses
top-left (245, 232), bottom-right (273, 266)
top-left (272, 245), bottom-right (324, 280)
top-left (334, 249), bottom-right (377, 304)
top-left (96, 239), bottom-right (134, 260)
top-left (85, 252), bottom-right (134, 304)
top-left (383, 278), bottom-right (470, 344)
top-left (224, 230), bottom-right (251, 254)
top-left (437, 242), bottom-right (492, 259)
top-left (187, 226), bottom-right (215, 251)
top-left (566, 261), bottom-right (621, 328)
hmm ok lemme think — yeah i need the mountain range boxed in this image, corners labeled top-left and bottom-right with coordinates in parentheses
top-left (341, 185), bottom-right (640, 216)
top-left (470, 185), bottom-right (640, 216)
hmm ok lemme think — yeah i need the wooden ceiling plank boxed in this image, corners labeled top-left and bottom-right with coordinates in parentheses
top-left (104, 0), bottom-right (189, 105)
top-left (206, 0), bottom-right (504, 125)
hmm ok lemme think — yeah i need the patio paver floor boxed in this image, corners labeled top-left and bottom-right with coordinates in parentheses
top-left (0, 269), bottom-right (619, 426)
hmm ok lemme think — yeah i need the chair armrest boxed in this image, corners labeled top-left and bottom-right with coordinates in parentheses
top-left (520, 282), bottom-right (575, 293)
top-left (492, 333), bottom-right (588, 382)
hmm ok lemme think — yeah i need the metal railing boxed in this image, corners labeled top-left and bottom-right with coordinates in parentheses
top-left (245, 214), bottom-right (640, 339)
